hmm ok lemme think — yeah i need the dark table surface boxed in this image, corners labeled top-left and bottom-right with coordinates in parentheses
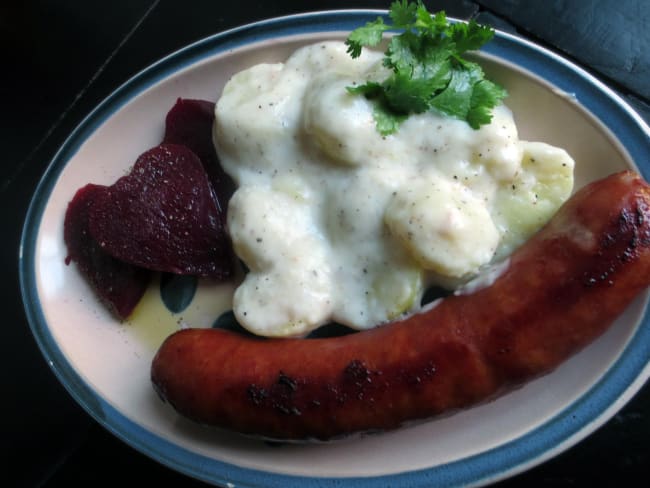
top-left (2, 1), bottom-right (649, 487)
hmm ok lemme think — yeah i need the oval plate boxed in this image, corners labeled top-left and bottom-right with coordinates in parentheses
top-left (19, 10), bottom-right (650, 488)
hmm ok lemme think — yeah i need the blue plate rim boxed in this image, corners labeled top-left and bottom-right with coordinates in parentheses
top-left (19, 9), bottom-right (650, 488)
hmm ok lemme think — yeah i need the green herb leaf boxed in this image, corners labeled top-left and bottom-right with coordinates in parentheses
top-left (373, 104), bottom-right (408, 136)
top-left (449, 19), bottom-right (495, 54)
top-left (344, 0), bottom-right (507, 134)
top-left (429, 66), bottom-right (477, 120)
top-left (389, 0), bottom-right (418, 27)
top-left (467, 79), bottom-right (508, 129)
top-left (347, 80), bottom-right (384, 98)
top-left (383, 71), bottom-right (440, 114)
top-left (346, 17), bottom-right (390, 58)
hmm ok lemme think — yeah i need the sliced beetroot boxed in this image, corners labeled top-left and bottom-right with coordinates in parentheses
top-left (163, 98), bottom-right (235, 206)
top-left (88, 143), bottom-right (233, 279)
top-left (64, 184), bottom-right (151, 319)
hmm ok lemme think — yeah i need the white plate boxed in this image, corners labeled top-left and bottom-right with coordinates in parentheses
top-left (20, 10), bottom-right (650, 488)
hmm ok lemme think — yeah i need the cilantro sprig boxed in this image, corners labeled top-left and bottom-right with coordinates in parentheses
top-left (345, 0), bottom-right (507, 135)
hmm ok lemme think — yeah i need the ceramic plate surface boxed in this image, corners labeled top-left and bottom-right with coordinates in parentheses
top-left (20, 10), bottom-right (650, 488)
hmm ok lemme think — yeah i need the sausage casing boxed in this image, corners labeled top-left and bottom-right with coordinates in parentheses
top-left (151, 171), bottom-right (650, 440)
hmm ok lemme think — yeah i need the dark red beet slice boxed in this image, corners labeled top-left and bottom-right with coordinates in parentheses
top-left (88, 143), bottom-right (233, 279)
top-left (64, 184), bottom-right (151, 319)
top-left (163, 98), bottom-right (235, 207)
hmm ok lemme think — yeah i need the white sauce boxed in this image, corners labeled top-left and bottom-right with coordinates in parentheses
top-left (214, 41), bottom-right (575, 337)
top-left (454, 258), bottom-right (512, 296)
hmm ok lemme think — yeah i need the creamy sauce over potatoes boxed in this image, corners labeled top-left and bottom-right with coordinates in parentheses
top-left (213, 41), bottom-right (575, 337)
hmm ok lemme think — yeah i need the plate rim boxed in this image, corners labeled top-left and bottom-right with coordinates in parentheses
top-left (19, 9), bottom-right (650, 488)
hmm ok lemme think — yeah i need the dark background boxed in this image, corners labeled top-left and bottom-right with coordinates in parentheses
top-left (2, 1), bottom-right (649, 486)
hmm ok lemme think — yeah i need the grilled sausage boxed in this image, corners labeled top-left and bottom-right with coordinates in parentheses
top-left (151, 170), bottom-right (650, 440)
